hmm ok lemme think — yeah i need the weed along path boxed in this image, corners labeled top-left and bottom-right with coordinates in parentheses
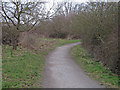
top-left (43, 42), bottom-right (104, 88)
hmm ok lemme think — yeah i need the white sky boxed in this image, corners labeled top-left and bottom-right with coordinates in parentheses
top-left (3, 0), bottom-right (119, 2)
top-left (43, 0), bottom-right (119, 10)
top-left (43, 0), bottom-right (88, 10)
top-left (45, 0), bottom-right (88, 3)
top-left (2, 0), bottom-right (119, 10)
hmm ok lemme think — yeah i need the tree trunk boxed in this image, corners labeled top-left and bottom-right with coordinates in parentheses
top-left (13, 43), bottom-right (17, 50)
top-left (12, 33), bottom-right (19, 50)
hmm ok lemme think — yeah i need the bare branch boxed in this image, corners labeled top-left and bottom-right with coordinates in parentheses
top-left (2, 2), bottom-right (16, 26)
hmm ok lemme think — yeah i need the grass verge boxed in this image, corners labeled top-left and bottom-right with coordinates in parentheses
top-left (2, 38), bottom-right (79, 88)
top-left (71, 45), bottom-right (119, 88)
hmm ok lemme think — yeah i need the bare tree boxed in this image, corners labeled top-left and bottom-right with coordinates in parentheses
top-left (1, 0), bottom-right (46, 50)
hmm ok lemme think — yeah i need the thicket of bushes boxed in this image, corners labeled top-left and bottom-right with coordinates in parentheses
top-left (72, 2), bottom-right (119, 74)
top-left (2, 26), bottom-right (19, 46)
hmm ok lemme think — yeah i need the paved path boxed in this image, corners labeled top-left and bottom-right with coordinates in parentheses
top-left (42, 42), bottom-right (104, 88)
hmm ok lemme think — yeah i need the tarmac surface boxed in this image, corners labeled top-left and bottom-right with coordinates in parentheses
top-left (43, 42), bottom-right (104, 88)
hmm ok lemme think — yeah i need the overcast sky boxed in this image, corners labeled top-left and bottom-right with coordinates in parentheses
top-left (43, 0), bottom-right (88, 10)
top-left (3, 0), bottom-right (119, 3)
top-left (43, 0), bottom-right (119, 10)
top-left (2, 0), bottom-right (119, 10)
top-left (44, 0), bottom-right (89, 3)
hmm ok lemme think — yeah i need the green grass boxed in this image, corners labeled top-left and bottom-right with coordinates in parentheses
top-left (2, 46), bottom-right (45, 88)
top-left (55, 39), bottom-right (80, 46)
top-left (71, 45), bottom-right (119, 88)
top-left (2, 38), bottom-right (79, 88)
top-left (39, 38), bottom-right (79, 46)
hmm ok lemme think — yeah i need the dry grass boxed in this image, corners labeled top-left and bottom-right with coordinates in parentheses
top-left (19, 32), bottom-right (57, 51)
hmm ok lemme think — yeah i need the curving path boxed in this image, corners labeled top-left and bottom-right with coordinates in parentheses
top-left (42, 42), bottom-right (104, 88)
